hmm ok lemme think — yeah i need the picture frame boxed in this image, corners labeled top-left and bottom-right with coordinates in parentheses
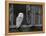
top-left (5, 1), bottom-right (45, 36)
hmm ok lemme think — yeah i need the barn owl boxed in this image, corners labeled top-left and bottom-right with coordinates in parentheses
top-left (16, 13), bottom-right (24, 28)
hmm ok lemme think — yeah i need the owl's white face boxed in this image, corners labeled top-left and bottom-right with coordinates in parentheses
top-left (18, 13), bottom-right (24, 18)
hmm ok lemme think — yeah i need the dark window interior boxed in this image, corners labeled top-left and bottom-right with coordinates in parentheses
top-left (9, 4), bottom-right (43, 32)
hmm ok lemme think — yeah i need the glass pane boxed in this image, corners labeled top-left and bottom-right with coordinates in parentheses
top-left (9, 4), bottom-right (43, 32)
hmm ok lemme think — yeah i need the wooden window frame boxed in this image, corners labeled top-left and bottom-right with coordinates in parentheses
top-left (5, 1), bottom-right (45, 35)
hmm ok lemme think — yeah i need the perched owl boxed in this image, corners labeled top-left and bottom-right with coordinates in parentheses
top-left (16, 13), bottom-right (24, 28)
